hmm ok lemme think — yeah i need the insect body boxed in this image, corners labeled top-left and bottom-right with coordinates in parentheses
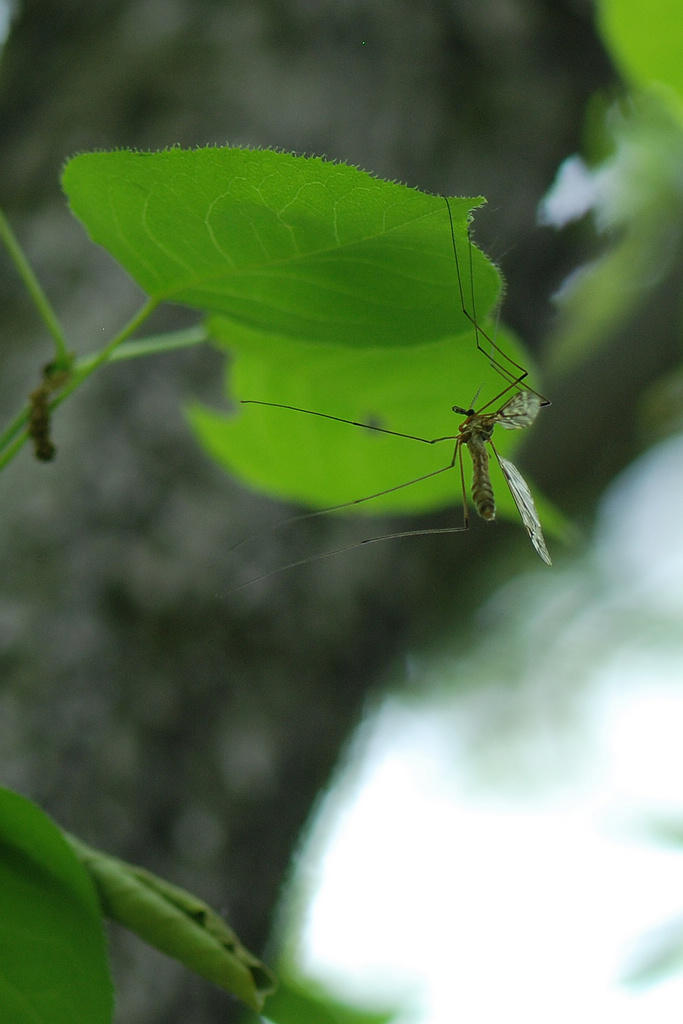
top-left (459, 411), bottom-right (497, 520)
top-left (453, 390), bottom-right (551, 564)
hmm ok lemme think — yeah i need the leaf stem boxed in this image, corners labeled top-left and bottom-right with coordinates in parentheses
top-left (81, 322), bottom-right (208, 369)
top-left (0, 206), bottom-right (70, 363)
top-left (50, 297), bottom-right (161, 406)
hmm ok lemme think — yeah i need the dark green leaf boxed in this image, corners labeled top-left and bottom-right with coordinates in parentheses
top-left (0, 789), bottom-right (113, 1024)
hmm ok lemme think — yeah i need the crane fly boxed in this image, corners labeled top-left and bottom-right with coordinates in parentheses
top-left (453, 389), bottom-right (551, 564)
top-left (230, 197), bottom-right (551, 588)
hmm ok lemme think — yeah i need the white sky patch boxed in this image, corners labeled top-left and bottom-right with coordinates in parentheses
top-left (286, 432), bottom-right (683, 1024)
top-left (296, 686), bottom-right (683, 1024)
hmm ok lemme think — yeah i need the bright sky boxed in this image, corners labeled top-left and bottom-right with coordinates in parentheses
top-left (281, 433), bottom-right (683, 1024)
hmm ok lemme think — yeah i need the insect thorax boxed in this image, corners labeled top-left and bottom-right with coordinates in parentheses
top-left (460, 417), bottom-right (495, 445)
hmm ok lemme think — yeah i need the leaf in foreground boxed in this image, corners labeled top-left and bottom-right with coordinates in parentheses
top-left (0, 789), bottom-right (113, 1024)
top-left (67, 835), bottom-right (276, 1011)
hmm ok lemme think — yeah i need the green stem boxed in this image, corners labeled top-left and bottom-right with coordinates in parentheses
top-left (0, 206), bottom-right (70, 363)
top-left (0, 297), bottom-right (161, 470)
top-left (0, 432), bottom-right (29, 471)
top-left (52, 297), bottom-right (161, 407)
top-left (81, 323), bottom-right (208, 369)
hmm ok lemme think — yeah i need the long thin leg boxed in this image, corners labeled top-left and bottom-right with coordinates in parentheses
top-left (226, 440), bottom-right (469, 594)
top-left (444, 198), bottom-right (549, 407)
top-left (228, 443), bottom-right (461, 557)
top-left (227, 520), bottom-right (471, 594)
top-left (458, 437), bottom-right (470, 532)
top-left (241, 399), bottom-right (459, 445)
top-left (445, 197), bottom-right (526, 390)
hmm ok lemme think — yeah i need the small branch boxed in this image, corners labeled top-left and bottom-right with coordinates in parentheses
top-left (0, 207), bottom-right (70, 363)
top-left (80, 323), bottom-right (208, 369)
top-left (52, 297), bottom-right (161, 408)
top-left (0, 298), bottom-right (165, 470)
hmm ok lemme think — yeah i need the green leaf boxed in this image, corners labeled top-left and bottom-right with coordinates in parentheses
top-left (189, 316), bottom-right (544, 523)
top-left (61, 147), bottom-right (499, 348)
top-left (61, 146), bottom-right (557, 539)
top-left (67, 836), bottom-right (276, 1012)
top-left (0, 789), bottom-right (113, 1024)
top-left (598, 0), bottom-right (683, 112)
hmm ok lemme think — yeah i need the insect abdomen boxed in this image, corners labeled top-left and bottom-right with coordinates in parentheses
top-left (467, 435), bottom-right (495, 521)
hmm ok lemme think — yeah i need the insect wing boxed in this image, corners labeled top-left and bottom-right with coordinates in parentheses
top-left (496, 390), bottom-right (541, 430)
top-left (497, 454), bottom-right (551, 565)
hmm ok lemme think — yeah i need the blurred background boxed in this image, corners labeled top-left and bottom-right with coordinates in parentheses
top-left (2, 1), bottom-right (683, 1022)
